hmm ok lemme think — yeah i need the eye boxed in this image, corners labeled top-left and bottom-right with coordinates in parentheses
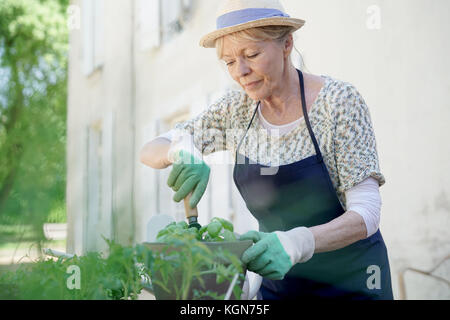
top-left (247, 53), bottom-right (259, 59)
top-left (226, 61), bottom-right (235, 66)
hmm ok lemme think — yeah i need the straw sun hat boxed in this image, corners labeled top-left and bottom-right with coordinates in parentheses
top-left (199, 0), bottom-right (305, 48)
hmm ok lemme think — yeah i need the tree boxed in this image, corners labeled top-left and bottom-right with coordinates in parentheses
top-left (0, 0), bottom-right (69, 231)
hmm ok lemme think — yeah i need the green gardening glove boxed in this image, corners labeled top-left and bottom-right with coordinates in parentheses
top-left (167, 150), bottom-right (210, 209)
top-left (240, 231), bottom-right (292, 280)
top-left (240, 227), bottom-right (316, 280)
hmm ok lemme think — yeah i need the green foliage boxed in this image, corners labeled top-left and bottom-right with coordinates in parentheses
top-left (0, 235), bottom-right (244, 300)
top-left (153, 218), bottom-right (243, 299)
top-left (151, 233), bottom-right (243, 300)
top-left (46, 201), bottom-right (66, 223)
top-left (0, 239), bottom-right (148, 300)
top-left (0, 0), bottom-right (69, 229)
top-left (156, 217), bottom-right (237, 243)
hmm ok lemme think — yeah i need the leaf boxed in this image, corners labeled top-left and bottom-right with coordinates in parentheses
top-left (207, 221), bottom-right (222, 238)
top-left (221, 229), bottom-right (237, 242)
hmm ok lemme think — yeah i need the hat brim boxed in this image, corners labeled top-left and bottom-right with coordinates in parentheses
top-left (199, 17), bottom-right (305, 48)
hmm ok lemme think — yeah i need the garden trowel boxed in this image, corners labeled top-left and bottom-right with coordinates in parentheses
top-left (184, 191), bottom-right (201, 230)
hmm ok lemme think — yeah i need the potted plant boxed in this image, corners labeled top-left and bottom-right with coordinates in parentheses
top-left (145, 217), bottom-right (252, 300)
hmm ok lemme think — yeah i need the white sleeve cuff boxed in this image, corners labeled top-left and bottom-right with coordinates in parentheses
top-left (275, 227), bottom-right (315, 265)
top-left (156, 129), bottom-right (175, 142)
top-left (345, 177), bottom-right (382, 238)
top-left (159, 129), bottom-right (203, 164)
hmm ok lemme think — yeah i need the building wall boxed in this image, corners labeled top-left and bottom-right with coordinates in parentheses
top-left (67, 0), bottom-right (450, 299)
top-left (67, 0), bottom-right (136, 254)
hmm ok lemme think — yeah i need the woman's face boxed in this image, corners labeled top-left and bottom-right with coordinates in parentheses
top-left (220, 34), bottom-right (291, 101)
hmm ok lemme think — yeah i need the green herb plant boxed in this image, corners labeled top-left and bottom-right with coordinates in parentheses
top-left (152, 217), bottom-right (245, 300)
top-left (0, 239), bottom-right (149, 300)
top-left (156, 217), bottom-right (237, 243)
top-left (150, 232), bottom-right (244, 300)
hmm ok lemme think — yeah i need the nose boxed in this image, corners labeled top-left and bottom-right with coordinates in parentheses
top-left (236, 58), bottom-right (251, 78)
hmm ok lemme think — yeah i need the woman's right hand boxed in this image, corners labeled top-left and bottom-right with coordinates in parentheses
top-left (167, 150), bottom-right (210, 209)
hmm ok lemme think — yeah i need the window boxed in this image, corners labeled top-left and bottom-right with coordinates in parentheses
top-left (82, 0), bottom-right (104, 76)
top-left (138, 0), bottom-right (161, 50)
top-left (85, 114), bottom-right (113, 253)
top-left (138, 0), bottom-right (194, 51)
top-left (86, 121), bottom-right (102, 252)
top-left (161, 0), bottom-right (194, 43)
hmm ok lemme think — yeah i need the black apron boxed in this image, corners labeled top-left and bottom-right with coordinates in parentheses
top-left (233, 69), bottom-right (393, 299)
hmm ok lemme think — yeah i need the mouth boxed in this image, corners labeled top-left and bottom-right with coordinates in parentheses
top-left (243, 80), bottom-right (262, 89)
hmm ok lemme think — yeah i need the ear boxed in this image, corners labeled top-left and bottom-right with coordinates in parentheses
top-left (283, 34), bottom-right (294, 59)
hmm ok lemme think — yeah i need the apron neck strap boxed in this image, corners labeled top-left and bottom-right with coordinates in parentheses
top-left (298, 69), bottom-right (323, 162)
top-left (236, 101), bottom-right (260, 161)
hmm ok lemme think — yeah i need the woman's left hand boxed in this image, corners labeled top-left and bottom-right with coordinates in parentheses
top-left (240, 227), bottom-right (315, 280)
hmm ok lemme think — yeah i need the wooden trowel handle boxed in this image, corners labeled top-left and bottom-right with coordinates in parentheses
top-left (183, 191), bottom-right (198, 219)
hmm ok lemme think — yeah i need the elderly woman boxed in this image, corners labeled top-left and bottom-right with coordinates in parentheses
top-left (140, 0), bottom-right (393, 300)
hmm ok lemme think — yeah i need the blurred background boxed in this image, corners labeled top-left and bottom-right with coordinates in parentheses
top-left (0, 0), bottom-right (68, 266)
top-left (0, 0), bottom-right (449, 300)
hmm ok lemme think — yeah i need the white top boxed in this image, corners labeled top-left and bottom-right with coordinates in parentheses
top-left (257, 106), bottom-right (304, 136)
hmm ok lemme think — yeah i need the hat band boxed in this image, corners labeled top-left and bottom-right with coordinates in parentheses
top-left (216, 8), bottom-right (290, 29)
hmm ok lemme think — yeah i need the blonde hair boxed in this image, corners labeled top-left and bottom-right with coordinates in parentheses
top-left (215, 25), bottom-right (306, 70)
